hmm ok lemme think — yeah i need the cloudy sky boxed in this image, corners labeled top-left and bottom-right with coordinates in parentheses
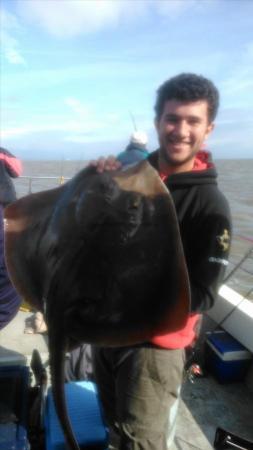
top-left (1, 0), bottom-right (253, 160)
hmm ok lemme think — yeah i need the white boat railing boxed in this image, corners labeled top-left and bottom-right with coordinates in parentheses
top-left (224, 237), bottom-right (253, 300)
top-left (209, 236), bottom-right (253, 351)
top-left (18, 175), bottom-right (71, 194)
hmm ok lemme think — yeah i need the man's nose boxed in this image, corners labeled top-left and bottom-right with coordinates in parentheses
top-left (173, 121), bottom-right (189, 138)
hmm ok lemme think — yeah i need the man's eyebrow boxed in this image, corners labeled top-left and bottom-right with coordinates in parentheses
top-left (165, 113), bottom-right (202, 121)
top-left (187, 115), bottom-right (202, 121)
top-left (164, 113), bottom-right (180, 119)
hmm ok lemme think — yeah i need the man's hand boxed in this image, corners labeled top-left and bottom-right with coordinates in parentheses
top-left (89, 155), bottom-right (122, 173)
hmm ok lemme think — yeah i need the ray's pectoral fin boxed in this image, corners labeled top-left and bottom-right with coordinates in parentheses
top-left (4, 185), bottom-right (65, 312)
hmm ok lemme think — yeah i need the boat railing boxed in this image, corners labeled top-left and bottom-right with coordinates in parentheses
top-left (224, 246), bottom-right (253, 282)
top-left (224, 236), bottom-right (253, 300)
top-left (17, 175), bottom-right (71, 194)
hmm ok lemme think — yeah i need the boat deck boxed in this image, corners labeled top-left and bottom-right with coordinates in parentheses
top-left (1, 310), bottom-right (253, 450)
top-left (177, 375), bottom-right (253, 449)
top-left (0, 310), bottom-right (49, 368)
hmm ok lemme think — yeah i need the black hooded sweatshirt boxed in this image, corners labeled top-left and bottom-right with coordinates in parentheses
top-left (147, 150), bottom-right (231, 348)
top-left (148, 150), bottom-right (232, 314)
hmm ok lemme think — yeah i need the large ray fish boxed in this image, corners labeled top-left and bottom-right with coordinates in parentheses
top-left (4, 160), bottom-right (190, 450)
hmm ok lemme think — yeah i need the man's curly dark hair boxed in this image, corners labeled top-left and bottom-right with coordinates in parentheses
top-left (154, 73), bottom-right (219, 123)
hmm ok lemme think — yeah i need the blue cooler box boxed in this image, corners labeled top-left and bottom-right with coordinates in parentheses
top-left (205, 330), bottom-right (252, 383)
top-left (45, 380), bottom-right (108, 450)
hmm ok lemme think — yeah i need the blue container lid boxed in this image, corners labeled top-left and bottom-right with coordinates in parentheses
top-left (207, 331), bottom-right (247, 355)
top-left (45, 381), bottom-right (108, 449)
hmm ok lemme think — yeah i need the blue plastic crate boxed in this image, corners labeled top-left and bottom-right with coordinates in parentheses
top-left (205, 330), bottom-right (252, 383)
top-left (45, 381), bottom-right (108, 450)
top-left (0, 365), bottom-right (30, 450)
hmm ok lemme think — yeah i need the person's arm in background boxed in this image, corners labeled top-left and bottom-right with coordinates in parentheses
top-left (0, 148), bottom-right (22, 178)
top-left (0, 205), bottom-right (21, 330)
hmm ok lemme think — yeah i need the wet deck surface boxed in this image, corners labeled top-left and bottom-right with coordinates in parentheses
top-left (1, 311), bottom-right (253, 449)
top-left (0, 310), bottom-right (48, 368)
top-left (176, 376), bottom-right (253, 449)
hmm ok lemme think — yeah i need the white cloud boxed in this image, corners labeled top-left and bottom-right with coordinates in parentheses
top-left (1, 120), bottom-right (98, 139)
top-left (0, 8), bottom-right (26, 65)
top-left (1, 126), bottom-right (31, 139)
top-left (154, 0), bottom-right (220, 19)
top-left (16, 0), bottom-right (135, 37)
top-left (1, 119), bottom-right (126, 144)
top-left (222, 77), bottom-right (253, 96)
top-left (1, 30), bottom-right (26, 65)
top-left (14, 0), bottom-right (215, 38)
top-left (64, 97), bottom-right (92, 118)
top-left (209, 108), bottom-right (253, 154)
top-left (1, 96), bottom-right (123, 142)
top-left (1, 7), bottom-right (21, 30)
top-left (154, 0), bottom-right (200, 18)
top-left (245, 41), bottom-right (253, 60)
top-left (220, 42), bottom-right (253, 106)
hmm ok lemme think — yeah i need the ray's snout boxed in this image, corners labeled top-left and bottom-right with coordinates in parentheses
top-left (75, 173), bottom-right (120, 227)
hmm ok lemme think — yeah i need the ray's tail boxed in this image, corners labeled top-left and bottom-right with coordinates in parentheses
top-left (47, 302), bottom-right (80, 450)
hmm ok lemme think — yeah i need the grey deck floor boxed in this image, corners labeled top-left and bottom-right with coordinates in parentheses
top-left (0, 310), bottom-right (49, 368)
top-left (176, 376), bottom-right (253, 449)
top-left (1, 311), bottom-right (253, 449)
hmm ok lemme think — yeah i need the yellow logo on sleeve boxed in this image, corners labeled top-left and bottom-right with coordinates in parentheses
top-left (216, 229), bottom-right (230, 252)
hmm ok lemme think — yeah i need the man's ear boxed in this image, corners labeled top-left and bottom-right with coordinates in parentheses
top-left (205, 122), bottom-right (215, 139)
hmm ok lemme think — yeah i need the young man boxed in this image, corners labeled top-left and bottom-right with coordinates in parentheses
top-left (92, 73), bottom-right (232, 450)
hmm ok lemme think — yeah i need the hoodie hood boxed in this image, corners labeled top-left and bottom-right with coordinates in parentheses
top-left (148, 150), bottom-right (217, 187)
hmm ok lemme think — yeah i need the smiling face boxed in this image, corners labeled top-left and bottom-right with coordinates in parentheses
top-left (155, 99), bottom-right (214, 173)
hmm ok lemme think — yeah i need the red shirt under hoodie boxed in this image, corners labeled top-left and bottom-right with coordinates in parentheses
top-left (150, 151), bottom-right (211, 349)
